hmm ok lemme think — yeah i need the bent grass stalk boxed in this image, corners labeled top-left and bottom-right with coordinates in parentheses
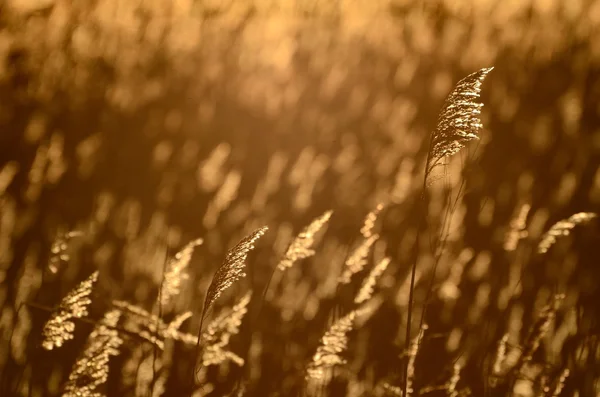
top-left (404, 67), bottom-right (493, 396)
top-left (191, 227), bottom-right (267, 389)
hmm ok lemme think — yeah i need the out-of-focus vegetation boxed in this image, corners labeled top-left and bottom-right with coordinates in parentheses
top-left (1, 0), bottom-right (600, 396)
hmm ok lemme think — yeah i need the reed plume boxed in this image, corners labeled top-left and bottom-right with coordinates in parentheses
top-left (277, 210), bottom-right (332, 271)
top-left (202, 227), bottom-right (267, 318)
top-left (425, 67), bottom-right (493, 185)
top-left (200, 291), bottom-right (252, 367)
top-left (306, 310), bottom-right (357, 381)
top-left (537, 212), bottom-right (596, 253)
top-left (193, 227), bottom-right (267, 383)
top-left (339, 204), bottom-right (385, 284)
top-left (338, 234), bottom-right (378, 284)
top-left (62, 309), bottom-right (123, 397)
top-left (42, 271), bottom-right (98, 350)
top-left (405, 67), bottom-right (492, 397)
top-left (161, 238), bottom-right (203, 307)
top-left (354, 257), bottom-right (390, 304)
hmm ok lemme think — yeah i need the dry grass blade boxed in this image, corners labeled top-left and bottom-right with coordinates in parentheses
top-left (277, 210), bottom-right (332, 271)
top-left (42, 271), bottom-right (99, 350)
top-left (354, 257), bottom-right (390, 304)
top-left (537, 212), bottom-right (597, 253)
top-left (62, 309), bottom-right (123, 397)
top-left (202, 226), bottom-right (267, 317)
top-left (306, 310), bottom-right (357, 381)
top-left (426, 67), bottom-right (493, 184)
top-left (161, 238), bottom-right (203, 307)
top-left (200, 291), bottom-right (252, 367)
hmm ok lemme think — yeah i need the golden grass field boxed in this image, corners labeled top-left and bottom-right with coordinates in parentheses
top-left (1, 0), bottom-right (600, 396)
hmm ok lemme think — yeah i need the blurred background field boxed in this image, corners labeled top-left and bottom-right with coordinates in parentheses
top-left (0, 0), bottom-right (600, 396)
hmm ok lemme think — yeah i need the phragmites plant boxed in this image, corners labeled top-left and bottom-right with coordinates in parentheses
top-left (403, 66), bottom-right (493, 397)
top-left (7, 6), bottom-right (600, 393)
top-left (201, 227), bottom-right (268, 319)
top-left (193, 227), bottom-right (267, 380)
top-left (41, 271), bottom-right (99, 350)
top-left (424, 67), bottom-right (494, 185)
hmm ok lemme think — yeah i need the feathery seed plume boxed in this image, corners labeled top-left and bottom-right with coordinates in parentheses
top-left (306, 310), bottom-right (357, 381)
top-left (339, 234), bottom-right (379, 284)
top-left (203, 226), bottom-right (267, 317)
top-left (538, 212), bottom-right (596, 253)
top-left (42, 271), bottom-right (99, 350)
top-left (277, 210), bottom-right (332, 271)
top-left (161, 238), bottom-right (203, 307)
top-left (354, 257), bottom-right (390, 304)
top-left (426, 67), bottom-right (493, 185)
top-left (62, 309), bottom-right (123, 397)
top-left (200, 291), bottom-right (252, 367)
